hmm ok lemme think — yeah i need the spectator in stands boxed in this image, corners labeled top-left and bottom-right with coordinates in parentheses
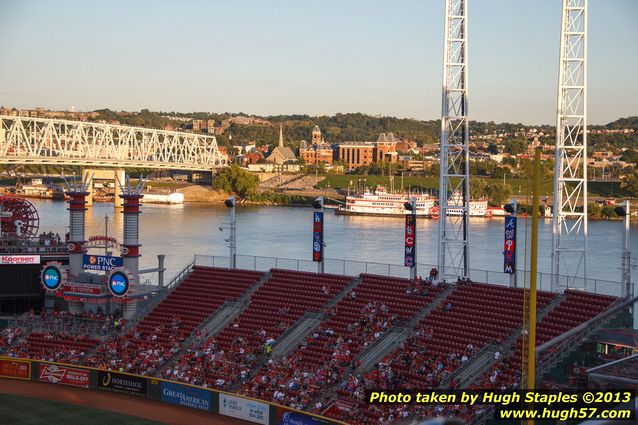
top-left (430, 267), bottom-right (438, 280)
top-left (443, 301), bottom-right (453, 312)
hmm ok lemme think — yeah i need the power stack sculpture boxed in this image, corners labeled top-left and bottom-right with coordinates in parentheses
top-left (118, 176), bottom-right (147, 318)
top-left (55, 174), bottom-right (149, 318)
top-left (64, 173), bottom-right (92, 314)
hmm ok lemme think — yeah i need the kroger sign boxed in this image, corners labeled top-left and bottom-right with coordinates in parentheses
top-left (82, 255), bottom-right (123, 271)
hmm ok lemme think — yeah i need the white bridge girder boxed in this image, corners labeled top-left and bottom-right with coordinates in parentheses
top-left (0, 115), bottom-right (227, 171)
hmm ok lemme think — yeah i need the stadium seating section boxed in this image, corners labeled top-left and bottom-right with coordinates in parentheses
top-left (239, 274), bottom-right (444, 408)
top-left (163, 269), bottom-right (353, 389)
top-left (84, 266), bottom-right (264, 374)
top-left (4, 266), bottom-right (621, 424)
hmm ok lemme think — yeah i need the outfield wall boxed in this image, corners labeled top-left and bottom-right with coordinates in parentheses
top-left (0, 356), bottom-right (345, 425)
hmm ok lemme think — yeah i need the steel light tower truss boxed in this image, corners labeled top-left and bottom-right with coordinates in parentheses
top-left (552, 0), bottom-right (588, 289)
top-left (0, 115), bottom-right (227, 171)
top-left (438, 0), bottom-right (470, 279)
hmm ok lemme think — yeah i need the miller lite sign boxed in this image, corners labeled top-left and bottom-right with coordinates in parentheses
top-left (504, 215), bottom-right (516, 274)
top-left (404, 214), bottom-right (416, 267)
top-left (312, 211), bottom-right (324, 262)
top-left (83, 254), bottom-right (124, 271)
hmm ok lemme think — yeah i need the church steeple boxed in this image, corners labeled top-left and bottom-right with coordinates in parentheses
top-left (278, 123), bottom-right (284, 148)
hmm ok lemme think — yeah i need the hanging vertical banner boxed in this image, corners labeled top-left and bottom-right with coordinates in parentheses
top-left (504, 215), bottom-right (517, 274)
top-left (404, 214), bottom-right (416, 267)
top-left (312, 211), bottom-right (324, 262)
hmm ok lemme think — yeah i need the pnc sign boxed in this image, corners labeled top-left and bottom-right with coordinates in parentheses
top-left (83, 254), bottom-right (123, 271)
top-left (40, 262), bottom-right (66, 292)
top-left (107, 269), bottom-right (132, 297)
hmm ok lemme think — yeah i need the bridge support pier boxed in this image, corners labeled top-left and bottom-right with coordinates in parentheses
top-left (81, 169), bottom-right (93, 206)
top-left (114, 169), bottom-right (125, 209)
top-left (81, 168), bottom-right (126, 209)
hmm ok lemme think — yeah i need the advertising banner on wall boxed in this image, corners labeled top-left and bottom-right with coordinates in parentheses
top-left (82, 254), bottom-right (123, 271)
top-left (503, 215), bottom-right (517, 274)
top-left (0, 358), bottom-right (30, 380)
top-left (404, 214), bottom-right (416, 267)
top-left (39, 363), bottom-right (89, 388)
top-left (312, 212), bottom-right (324, 262)
top-left (161, 381), bottom-right (211, 412)
top-left (219, 393), bottom-right (268, 424)
top-left (276, 407), bottom-right (336, 425)
top-left (1, 255), bottom-right (40, 265)
top-left (62, 283), bottom-right (102, 295)
top-left (98, 370), bottom-right (146, 396)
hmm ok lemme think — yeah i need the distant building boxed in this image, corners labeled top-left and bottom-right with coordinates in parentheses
top-left (266, 124), bottom-right (297, 164)
top-left (338, 142), bottom-right (375, 168)
top-left (337, 133), bottom-right (399, 169)
top-left (243, 151), bottom-right (264, 165)
top-left (299, 126), bottom-right (334, 165)
top-left (192, 119), bottom-right (215, 133)
top-left (374, 133), bottom-right (399, 163)
top-left (312, 125), bottom-right (322, 145)
top-left (215, 116), bottom-right (271, 135)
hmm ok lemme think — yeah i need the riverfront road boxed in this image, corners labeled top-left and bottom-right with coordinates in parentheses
top-left (0, 378), bottom-right (250, 425)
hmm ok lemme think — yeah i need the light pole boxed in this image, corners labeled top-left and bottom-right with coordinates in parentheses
top-left (615, 202), bottom-right (632, 309)
top-left (224, 196), bottom-right (237, 269)
top-left (312, 197), bottom-right (325, 273)
top-left (404, 197), bottom-right (417, 280)
top-left (504, 200), bottom-right (518, 288)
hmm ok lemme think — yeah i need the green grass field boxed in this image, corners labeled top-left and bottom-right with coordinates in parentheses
top-left (0, 393), bottom-right (164, 425)
top-left (316, 174), bottom-right (628, 198)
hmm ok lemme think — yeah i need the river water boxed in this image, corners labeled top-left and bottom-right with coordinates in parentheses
top-left (29, 199), bottom-right (637, 295)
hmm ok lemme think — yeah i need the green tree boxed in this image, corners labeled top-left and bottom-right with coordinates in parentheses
top-left (485, 181), bottom-right (512, 206)
top-left (620, 149), bottom-right (638, 163)
top-left (601, 206), bottom-right (618, 219)
top-left (503, 138), bottom-right (528, 155)
top-left (588, 202), bottom-right (601, 217)
top-left (213, 164), bottom-right (259, 198)
top-left (621, 170), bottom-right (638, 197)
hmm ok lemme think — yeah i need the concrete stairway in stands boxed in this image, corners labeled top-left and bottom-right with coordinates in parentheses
top-left (355, 326), bottom-right (409, 372)
top-left (268, 276), bottom-right (363, 358)
top-left (272, 312), bottom-right (323, 358)
top-left (407, 285), bottom-right (456, 328)
top-left (354, 285), bottom-right (457, 373)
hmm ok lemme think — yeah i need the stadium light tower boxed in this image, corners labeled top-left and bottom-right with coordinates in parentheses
top-left (438, 0), bottom-right (470, 280)
top-left (551, 0), bottom-right (588, 290)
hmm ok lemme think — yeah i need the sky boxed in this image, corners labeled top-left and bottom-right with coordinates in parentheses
top-left (0, 0), bottom-right (636, 125)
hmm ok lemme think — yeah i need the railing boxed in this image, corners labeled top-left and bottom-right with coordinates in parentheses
top-left (354, 326), bottom-right (408, 372)
top-left (0, 242), bottom-right (68, 254)
top-left (193, 254), bottom-right (623, 296)
top-left (441, 343), bottom-right (496, 387)
top-left (27, 316), bottom-right (114, 338)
